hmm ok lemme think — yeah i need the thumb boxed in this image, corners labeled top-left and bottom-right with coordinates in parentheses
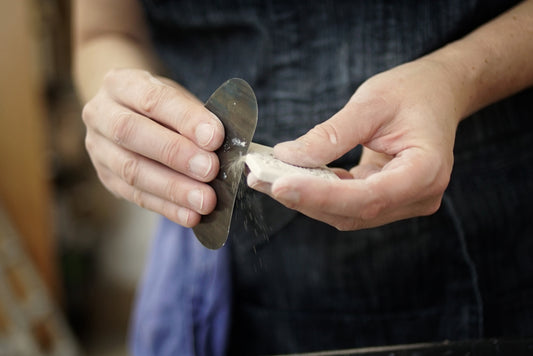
top-left (273, 95), bottom-right (392, 167)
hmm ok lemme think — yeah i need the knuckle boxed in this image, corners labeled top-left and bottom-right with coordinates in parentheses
top-left (139, 83), bottom-right (166, 114)
top-left (165, 179), bottom-right (182, 205)
top-left (335, 217), bottom-right (361, 231)
top-left (172, 104), bottom-right (198, 136)
top-left (111, 111), bottom-right (136, 145)
top-left (435, 173), bottom-right (451, 194)
top-left (179, 105), bottom-right (196, 125)
top-left (360, 196), bottom-right (386, 221)
top-left (103, 68), bottom-right (122, 86)
top-left (422, 197), bottom-right (443, 216)
top-left (121, 157), bottom-right (140, 186)
top-left (96, 169), bottom-right (112, 187)
top-left (161, 138), bottom-right (183, 166)
top-left (96, 171), bottom-right (122, 199)
top-left (424, 154), bottom-right (452, 192)
top-left (314, 194), bottom-right (331, 211)
top-left (81, 101), bottom-right (97, 125)
top-left (306, 183), bottom-right (336, 211)
top-left (132, 188), bottom-right (146, 208)
top-left (310, 121), bottom-right (340, 146)
top-left (84, 133), bottom-right (95, 153)
top-left (423, 174), bottom-right (450, 206)
top-left (281, 200), bottom-right (298, 210)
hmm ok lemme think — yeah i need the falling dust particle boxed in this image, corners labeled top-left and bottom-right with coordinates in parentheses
top-left (230, 154), bottom-right (271, 246)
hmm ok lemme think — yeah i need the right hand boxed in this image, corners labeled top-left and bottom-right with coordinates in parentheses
top-left (82, 68), bottom-right (225, 227)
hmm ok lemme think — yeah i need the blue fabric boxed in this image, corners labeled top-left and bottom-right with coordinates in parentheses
top-left (130, 218), bottom-right (231, 356)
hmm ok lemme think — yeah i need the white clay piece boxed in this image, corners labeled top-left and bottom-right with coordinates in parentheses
top-left (245, 143), bottom-right (339, 184)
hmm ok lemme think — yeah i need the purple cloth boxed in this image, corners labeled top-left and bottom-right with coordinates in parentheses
top-left (130, 217), bottom-right (231, 356)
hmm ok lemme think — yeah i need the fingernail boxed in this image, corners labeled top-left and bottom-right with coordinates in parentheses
top-left (195, 123), bottom-right (215, 147)
top-left (189, 154), bottom-right (212, 178)
top-left (187, 189), bottom-right (204, 212)
top-left (276, 189), bottom-right (300, 204)
top-left (178, 207), bottom-right (191, 225)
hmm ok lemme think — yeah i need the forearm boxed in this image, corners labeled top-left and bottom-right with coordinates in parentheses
top-left (425, 0), bottom-right (533, 120)
top-left (74, 37), bottom-right (159, 103)
top-left (72, 0), bottom-right (159, 103)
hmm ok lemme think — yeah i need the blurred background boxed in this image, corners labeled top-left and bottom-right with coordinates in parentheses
top-left (0, 1), bottom-right (158, 355)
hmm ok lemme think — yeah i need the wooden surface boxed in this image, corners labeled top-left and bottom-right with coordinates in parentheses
top-left (0, 0), bottom-right (61, 300)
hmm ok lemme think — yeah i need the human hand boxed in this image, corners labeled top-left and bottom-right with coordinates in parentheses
top-left (82, 69), bottom-right (224, 227)
top-left (248, 58), bottom-right (462, 230)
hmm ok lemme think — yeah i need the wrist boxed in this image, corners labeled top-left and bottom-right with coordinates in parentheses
top-left (420, 0), bottom-right (533, 120)
top-left (420, 42), bottom-right (486, 122)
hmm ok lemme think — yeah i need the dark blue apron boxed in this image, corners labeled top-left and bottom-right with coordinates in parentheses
top-left (138, 0), bottom-right (533, 354)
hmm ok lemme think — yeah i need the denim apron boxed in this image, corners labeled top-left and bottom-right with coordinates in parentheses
top-left (136, 0), bottom-right (533, 354)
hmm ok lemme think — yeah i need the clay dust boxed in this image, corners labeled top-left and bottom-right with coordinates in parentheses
top-left (228, 152), bottom-right (270, 247)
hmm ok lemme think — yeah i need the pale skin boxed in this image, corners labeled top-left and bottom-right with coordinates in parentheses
top-left (74, 0), bottom-right (533, 230)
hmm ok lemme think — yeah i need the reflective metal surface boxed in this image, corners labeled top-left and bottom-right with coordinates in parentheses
top-left (193, 78), bottom-right (258, 249)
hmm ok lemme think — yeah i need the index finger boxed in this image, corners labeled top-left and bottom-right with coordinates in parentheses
top-left (271, 147), bottom-right (447, 221)
top-left (104, 69), bottom-right (224, 151)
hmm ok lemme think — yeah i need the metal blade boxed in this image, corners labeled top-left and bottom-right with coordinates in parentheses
top-left (192, 78), bottom-right (258, 249)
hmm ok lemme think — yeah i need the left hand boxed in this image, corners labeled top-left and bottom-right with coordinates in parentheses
top-left (248, 57), bottom-right (462, 230)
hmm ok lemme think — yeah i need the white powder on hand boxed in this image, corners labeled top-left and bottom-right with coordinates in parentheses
top-left (245, 143), bottom-right (339, 183)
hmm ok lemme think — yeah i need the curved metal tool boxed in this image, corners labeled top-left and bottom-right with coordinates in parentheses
top-left (193, 78), bottom-right (258, 249)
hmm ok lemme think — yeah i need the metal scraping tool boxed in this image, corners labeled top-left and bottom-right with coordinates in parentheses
top-left (192, 78), bottom-right (258, 249)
